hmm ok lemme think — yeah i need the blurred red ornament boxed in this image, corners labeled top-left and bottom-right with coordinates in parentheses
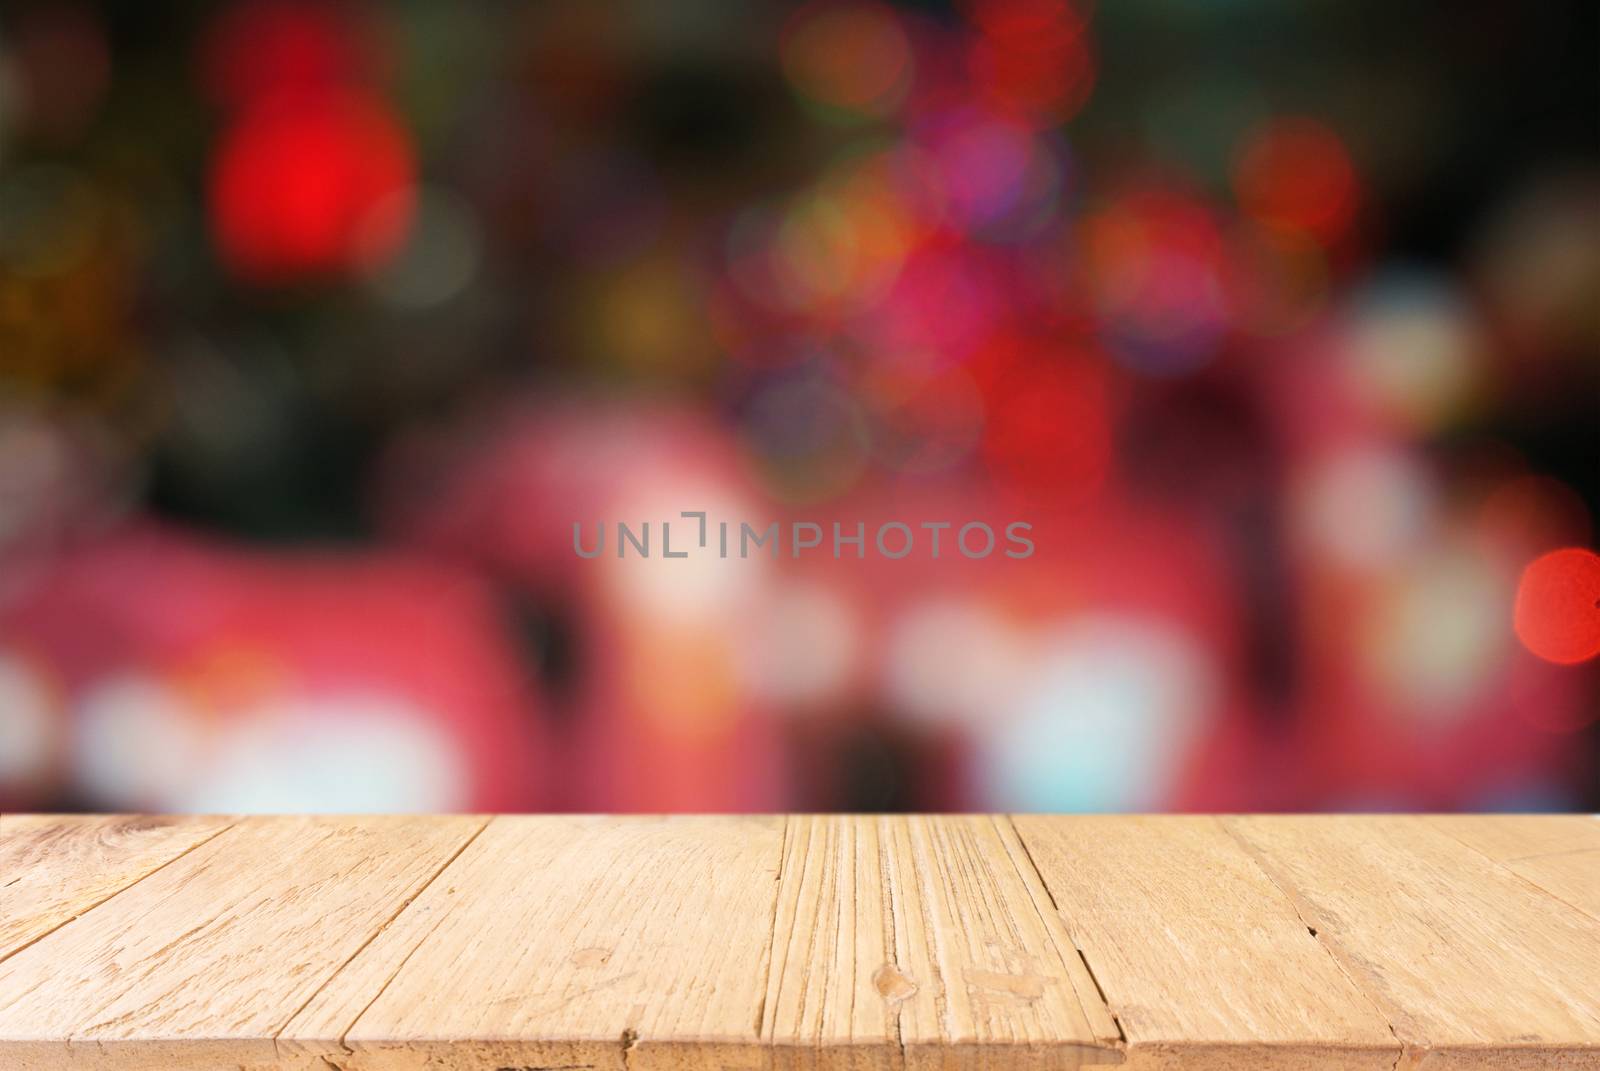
top-left (209, 92), bottom-right (415, 282)
top-left (1514, 547), bottom-right (1600, 665)
top-left (202, 0), bottom-right (381, 113)
top-left (975, 336), bottom-right (1111, 502)
top-left (963, 0), bottom-right (1093, 123)
top-left (1232, 118), bottom-right (1359, 245)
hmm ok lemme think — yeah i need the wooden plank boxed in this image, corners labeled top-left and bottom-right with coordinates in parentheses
top-left (1225, 815), bottom-right (1600, 1070)
top-left (0, 814), bottom-right (485, 1070)
top-left (280, 815), bottom-right (786, 1071)
top-left (761, 815), bottom-right (1120, 1070)
top-left (1, 815), bottom-right (1596, 1069)
top-left (0, 814), bottom-right (232, 964)
top-left (1013, 815), bottom-right (1400, 1071)
top-left (1426, 814), bottom-right (1600, 922)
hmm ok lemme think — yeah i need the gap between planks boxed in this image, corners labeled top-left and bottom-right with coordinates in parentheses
top-left (1216, 818), bottom-right (1404, 1071)
top-left (1423, 814), bottom-right (1600, 925)
top-left (0, 815), bottom-right (237, 970)
top-left (2, 815), bottom-right (1597, 1071)
top-left (271, 815), bottom-right (495, 1058)
top-left (1002, 815), bottom-right (1126, 1045)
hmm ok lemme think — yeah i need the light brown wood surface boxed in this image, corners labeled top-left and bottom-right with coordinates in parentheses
top-left (0, 815), bottom-right (1595, 1070)
top-left (762, 815), bottom-right (1120, 1070)
top-left (0, 815), bottom-right (231, 965)
top-left (1224, 815), bottom-right (1600, 1070)
top-left (1425, 813), bottom-right (1600, 923)
top-left (284, 815), bottom-right (785, 1071)
top-left (1013, 815), bottom-right (1400, 1070)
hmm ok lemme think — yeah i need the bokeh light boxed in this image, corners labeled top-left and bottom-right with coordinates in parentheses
top-left (202, 0), bottom-right (382, 114)
top-left (980, 615), bottom-right (1215, 811)
top-left (1514, 548), bottom-right (1600, 665)
top-left (963, 0), bottom-right (1094, 124)
top-left (1083, 187), bottom-right (1233, 374)
top-left (1232, 117), bottom-right (1359, 245)
top-left (209, 92), bottom-right (416, 281)
top-left (1, 0), bottom-right (1595, 815)
top-left (781, 2), bottom-right (913, 122)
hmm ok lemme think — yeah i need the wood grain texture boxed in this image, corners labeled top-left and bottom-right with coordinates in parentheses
top-left (1013, 815), bottom-right (1400, 1070)
top-left (282, 815), bottom-right (786, 1071)
top-left (0, 814), bottom-right (484, 1070)
top-left (762, 815), bottom-right (1120, 1070)
top-left (0, 814), bottom-right (232, 964)
top-left (1426, 813), bottom-right (1600, 923)
top-left (1, 814), bottom-right (1596, 1071)
top-left (1225, 815), bottom-right (1600, 1070)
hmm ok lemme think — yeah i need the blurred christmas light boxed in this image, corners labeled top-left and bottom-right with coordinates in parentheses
top-left (781, 2), bottom-right (913, 122)
top-left (790, 149), bottom-right (930, 310)
top-left (741, 375), bottom-right (872, 503)
top-left (1229, 220), bottom-right (1329, 336)
top-left (363, 187), bottom-right (483, 309)
top-left (883, 597), bottom-right (1026, 730)
top-left (0, 0), bottom-right (1593, 814)
top-left (202, 0), bottom-right (381, 114)
top-left (865, 363), bottom-right (985, 475)
top-left (915, 108), bottom-right (1048, 233)
top-left (584, 253), bottom-right (716, 376)
top-left (0, 409), bottom-right (72, 546)
top-left (1341, 273), bottom-right (1482, 434)
top-left (772, 186), bottom-right (898, 313)
top-left (963, 0), bottom-right (1094, 124)
top-left (209, 91), bottom-right (416, 282)
top-left (621, 630), bottom-right (745, 740)
top-left (601, 489), bottom-right (769, 624)
top-left (0, 651), bottom-right (58, 789)
top-left (1513, 547), bottom-right (1600, 665)
top-left (1295, 446), bottom-right (1436, 571)
top-left (1472, 174), bottom-right (1600, 354)
top-left (977, 337), bottom-right (1111, 502)
top-left (1232, 117), bottom-right (1359, 245)
top-left (961, 0), bottom-right (1079, 44)
top-left (1083, 187), bottom-right (1233, 374)
top-left (73, 673), bottom-right (206, 809)
top-left (865, 246), bottom-right (1006, 361)
top-left (980, 615), bottom-right (1215, 810)
top-left (1363, 546), bottom-right (1507, 717)
top-left (173, 641), bottom-right (290, 717)
top-left (179, 695), bottom-right (471, 813)
top-left (743, 578), bottom-right (861, 708)
top-left (725, 202), bottom-right (795, 314)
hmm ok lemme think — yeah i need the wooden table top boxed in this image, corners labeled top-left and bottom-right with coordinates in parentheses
top-left (0, 815), bottom-right (1595, 1070)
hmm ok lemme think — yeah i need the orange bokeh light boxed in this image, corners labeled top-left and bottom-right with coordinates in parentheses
top-left (781, 2), bottom-right (913, 120)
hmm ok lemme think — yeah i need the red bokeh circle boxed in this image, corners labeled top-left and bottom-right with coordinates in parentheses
top-left (209, 92), bottom-right (415, 282)
top-left (1513, 546), bottom-right (1600, 665)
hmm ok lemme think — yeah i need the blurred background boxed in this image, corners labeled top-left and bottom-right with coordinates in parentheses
top-left (0, 0), bottom-right (1596, 814)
